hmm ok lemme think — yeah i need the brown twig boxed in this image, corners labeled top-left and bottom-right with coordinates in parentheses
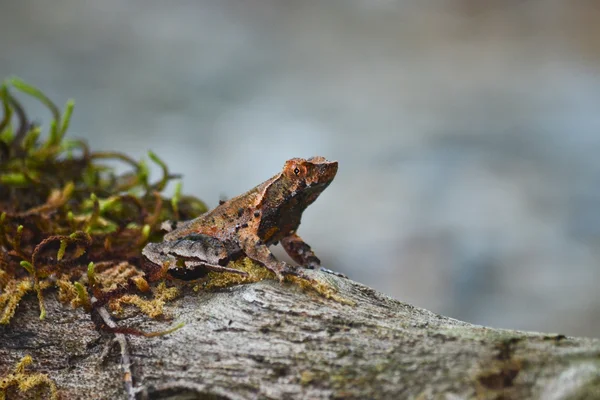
top-left (91, 296), bottom-right (135, 400)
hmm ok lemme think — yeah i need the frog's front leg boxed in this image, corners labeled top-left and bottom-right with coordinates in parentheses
top-left (281, 233), bottom-right (347, 278)
top-left (280, 233), bottom-right (321, 269)
top-left (239, 237), bottom-right (304, 281)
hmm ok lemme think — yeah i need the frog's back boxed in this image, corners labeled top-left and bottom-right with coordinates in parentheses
top-left (163, 180), bottom-right (268, 241)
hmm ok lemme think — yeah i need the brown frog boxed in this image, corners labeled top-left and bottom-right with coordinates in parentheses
top-left (142, 156), bottom-right (338, 281)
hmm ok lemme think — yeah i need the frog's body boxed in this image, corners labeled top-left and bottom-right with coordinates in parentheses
top-left (142, 157), bottom-right (338, 280)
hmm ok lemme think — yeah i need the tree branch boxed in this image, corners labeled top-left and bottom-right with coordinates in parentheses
top-left (1, 271), bottom-right (599, 399)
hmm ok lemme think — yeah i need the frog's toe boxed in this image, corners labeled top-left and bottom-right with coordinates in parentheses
top-left (272, 262), bottom-right (299, 281)
top-left (305, 258), bottom-right (321, 270)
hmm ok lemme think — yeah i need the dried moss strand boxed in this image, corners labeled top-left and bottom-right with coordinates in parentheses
top-left (6, 92), bottom-right (28, 149)
top-left (61, 138), bottom-right (90, 159)
top-left (146, 191), bottom-right (163, 226)
top-left (9, 77), bottom-right (61, 145)
top-left (0, 215), bottom-right (7, 250)
top-left (148, 150), bottom-right (169, 192)
top-left (90, 151), bottom-right (140, 171)
top-left (0, 84), bottom-right (12, 136)
top-left (92, 297), bottom-right (136, 400)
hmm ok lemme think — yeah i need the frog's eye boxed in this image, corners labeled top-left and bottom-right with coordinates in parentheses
top-left (294, 167), bottom-right (300, 176)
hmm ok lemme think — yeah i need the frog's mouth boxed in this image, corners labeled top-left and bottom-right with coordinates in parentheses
top-left (312, 161), bottom-right (338, 184)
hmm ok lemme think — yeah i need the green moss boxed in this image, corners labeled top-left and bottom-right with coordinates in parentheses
top-left (0, 78), bottom-right (208, 323)
top-left (197, 257), bottom-right (353, 305)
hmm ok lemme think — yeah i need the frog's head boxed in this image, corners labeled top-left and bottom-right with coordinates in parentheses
top-left (257, 157), bottom-right (337, 238)
top-left (282, 156), bottom-right (338, 203)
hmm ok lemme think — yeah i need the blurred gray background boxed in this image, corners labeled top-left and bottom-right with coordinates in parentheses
top-left (1, 0), bottom-right (599, 337)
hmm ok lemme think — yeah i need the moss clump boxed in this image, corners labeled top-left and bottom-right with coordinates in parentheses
top-left (0, 355), bottom-right (59, 400)
top-left (0, 77), bottom-right (207, 324)
top-left (199, 258), bottom-right (276, 291)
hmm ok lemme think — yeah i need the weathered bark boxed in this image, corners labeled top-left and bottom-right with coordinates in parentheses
top-left (1, 271), bottom-right (599, 400)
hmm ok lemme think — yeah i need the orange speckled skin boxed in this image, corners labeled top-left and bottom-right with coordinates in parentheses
top-left (143, 157), bottom-right (337, 280)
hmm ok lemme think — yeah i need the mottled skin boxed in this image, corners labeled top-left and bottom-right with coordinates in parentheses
top-left (142, 157), bottom-right (338, 280)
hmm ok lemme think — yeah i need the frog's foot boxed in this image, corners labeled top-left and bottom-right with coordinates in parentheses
top-left (270, 262), bottom-right (308, 283)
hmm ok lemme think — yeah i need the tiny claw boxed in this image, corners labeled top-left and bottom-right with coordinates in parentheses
top-left (276, 272), bottom-right (286, 283)
top-left (273, 262), bottom-right (301, 282)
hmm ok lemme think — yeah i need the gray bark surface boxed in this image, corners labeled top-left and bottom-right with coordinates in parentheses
top-left (1, 271), bottom-right (599, 400)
